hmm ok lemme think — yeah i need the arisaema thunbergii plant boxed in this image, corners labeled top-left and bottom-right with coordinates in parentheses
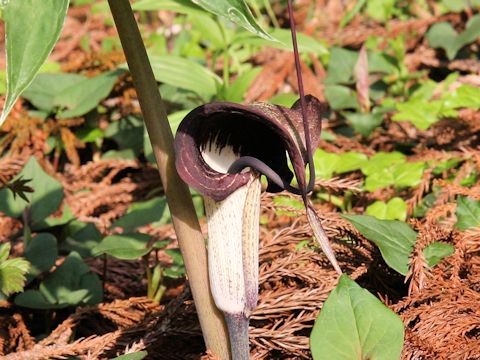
top-left (174, 1), bottom-right (341, 358)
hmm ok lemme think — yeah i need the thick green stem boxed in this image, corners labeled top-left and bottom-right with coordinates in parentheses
top-left (107, 1), bottom-right (230, 358)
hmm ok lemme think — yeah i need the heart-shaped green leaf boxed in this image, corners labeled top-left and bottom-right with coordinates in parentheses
top-left (427, 15), bottom-right (480, 60)
top-left (310, 274), bottom-right (404, 360)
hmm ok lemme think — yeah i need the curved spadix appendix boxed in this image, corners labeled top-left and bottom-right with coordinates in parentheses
top-left (174, 95), bottom-right (327, 201)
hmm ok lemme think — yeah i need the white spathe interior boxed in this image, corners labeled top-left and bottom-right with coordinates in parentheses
top-left (201, 139), bottom-right (239, 174)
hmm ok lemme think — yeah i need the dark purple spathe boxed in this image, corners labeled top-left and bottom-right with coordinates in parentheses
top-left (174, 95), bottom-right (327, 201)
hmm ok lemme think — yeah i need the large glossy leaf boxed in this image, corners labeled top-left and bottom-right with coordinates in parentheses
top-left (0, 157), bottom-right (64, 225)
top-left (455, 196), bottom-right (480, 230)
top-left (148, 55), bottom-right (221, 100)
top-left (192, 0), bottom-right (273, 40)
top-left (1, 0), bottom-right (69, 126)
top-left (342, 215), bottom-right (417, 275)
top-left (92, 233), bottom-right (153, 260)
top-left (310, 275), bottom-right (404, 360)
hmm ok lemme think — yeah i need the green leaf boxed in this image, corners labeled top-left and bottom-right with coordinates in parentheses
top-left (164, 249), bottom-right (185, 278)
top-left (144, 109), bottom-right (192, 163)
top-left (393, 99), bottom-right (443, 130)
top-left (344, 112), bottom-right (383, 137)
top-left (432, 158), bottom-right (461, 175)
top-left (313, 150), bottom-right (340, 180)
top-left (324, 85), bottom-right (359, 110)
top-left (442, 84), bottom-right (480, 109)
top-left (15, 252), bottom-right (102, 309)
top-left (269, 93), bottom-right (298, 107)
top-left (101, 149), bottom-right (137, 160)
top-left (324, 47), bottom-right (359, 85)
top-left (111, 197), bottom-right (169, 232)
top-left (366, 0), bottom-right (396, 22)
top-left (364, 170), bottom-right (395, 192)
top-left (223, 67), bottom-right (261, 102)
top-left (111, 352), bottom-right (148, 360)
top-left (426, 22), bottom-right (458, 60)
top-left (233, 28), bottom-right (328, 56)
top-left (0, 244), bottom-right (30, 296)
top-left (392, 161), bottom-right (425, 188)
top-left (423, 242), bottom-right (455, 267)
top-left (22, 73), bottom-right (85, 112)
top-left (188, 13), bottom-right (225, 50)
top-left (342, 215), bottom-right (417, 275)
top-left (13, 289), bottom-right (54, 309)
top-left (148, 55), bottom-right (221, 100)
top-left (34, 204), bottom-right (75, 230)
top-left (366, 197), bottom-right (407, 221)
top-left (0, 157), bottom-right (64, 225)
top-left (132, 0), bottom-right (205, 15)
top-left (54, 70), bottom-right (121, 118)
top-left (92, 233), bottom-right (153, 260)
top-left (455, 196), bottom-right (480, 230)
top-left (361, 152), bottom-right (405, 176)
top-left (0, 244), bottom-right (10, 263)
top-left (340, 0), bottom-right (366, 27)
top-left (192, 0), bottom-right (274, 40)
top-left (62, 221), bottom-right (102, 258)
top-left (427, 15), bottom-right (480, 60)
top-left (105, 116), bottom-right (144, 155)
top-left (335, 152), bottom-right (368, 174)
top-left (310, 274), bottom-right (404, 360)
top-left (24, 233), bottom-right (58, 278)
top-left (1, 0), bottom-right (69, 126)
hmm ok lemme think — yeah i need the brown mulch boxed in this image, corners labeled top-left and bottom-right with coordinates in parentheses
top-left (1, 0), bottom-right (480, 359)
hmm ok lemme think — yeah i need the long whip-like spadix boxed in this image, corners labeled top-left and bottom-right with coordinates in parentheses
top-left (287, 0), bottom-right (342, 275)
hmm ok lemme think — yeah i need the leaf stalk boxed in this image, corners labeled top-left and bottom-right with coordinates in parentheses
top-left (107, 1), bottom-right (230, 358)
